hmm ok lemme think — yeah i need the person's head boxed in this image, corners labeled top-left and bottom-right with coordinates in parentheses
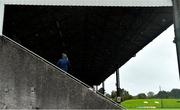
top-left (62, 53), bottom-right (68, 59)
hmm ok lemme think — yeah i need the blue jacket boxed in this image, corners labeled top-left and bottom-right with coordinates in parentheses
top-left (57, 58), bottom-right (70, 72)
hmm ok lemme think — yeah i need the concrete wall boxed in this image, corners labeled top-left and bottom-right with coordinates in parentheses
top-left (0, 35), bottom-right (121, 109)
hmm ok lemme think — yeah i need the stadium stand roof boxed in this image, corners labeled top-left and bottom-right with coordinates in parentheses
top-left (1, 1), bottom-right (173, 86)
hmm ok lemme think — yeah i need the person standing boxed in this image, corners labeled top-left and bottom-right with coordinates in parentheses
top-left (57, 53), bottom-right (70, 72)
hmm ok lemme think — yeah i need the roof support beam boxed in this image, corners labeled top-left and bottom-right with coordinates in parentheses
top-left (3, 0), bottom-right (172, 7)
top-left (116, 69), bottom-right (120, 97)
top-left (0, 1), bottom-right (4, 35)
top-left (102, 82), bottom-right (105, 95)
top-left (173, 0), bottom-right (180, 78)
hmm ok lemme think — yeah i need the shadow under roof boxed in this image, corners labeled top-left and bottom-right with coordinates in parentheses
top-left (3, 5), bottom-right (173, 86)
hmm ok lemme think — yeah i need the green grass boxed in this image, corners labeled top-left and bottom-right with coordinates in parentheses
top-left (121, 99), bottom-right (180, 109)
top-left (127, 108), bottom-right (179, 110)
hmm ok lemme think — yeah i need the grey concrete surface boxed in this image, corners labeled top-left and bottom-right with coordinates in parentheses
top-left (0, 35), bottom-right (121, 109)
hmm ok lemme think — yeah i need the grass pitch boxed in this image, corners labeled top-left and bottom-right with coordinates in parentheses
top-left (121, 99), bottom-right (180, 110)
top-left (127, 108), bottom-right (179, 110)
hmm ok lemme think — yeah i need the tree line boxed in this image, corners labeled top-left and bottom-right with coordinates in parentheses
top-left (99, 88), bottom-right (180, 102)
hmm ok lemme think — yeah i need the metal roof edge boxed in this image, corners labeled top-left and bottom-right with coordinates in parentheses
top-left (3, 0), bottom-right (173, 7)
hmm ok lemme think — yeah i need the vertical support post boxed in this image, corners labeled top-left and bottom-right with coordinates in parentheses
top-left (173, 0), bottom-right (180, 78)
top-left (0, 1), bottom-right (4, 35)
top-left (102, 82), bottom-right (105, 95)
top-left (116, 69), bottom-right (120, 97)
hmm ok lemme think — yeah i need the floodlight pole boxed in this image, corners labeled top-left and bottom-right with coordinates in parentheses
top-left (173, 0), bottom-right (180, 79)
top-left (0, 1), bottom-right (4, 35)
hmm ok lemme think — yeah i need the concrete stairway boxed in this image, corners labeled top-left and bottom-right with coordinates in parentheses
top-left (0, 35), bottom-right (122, 109)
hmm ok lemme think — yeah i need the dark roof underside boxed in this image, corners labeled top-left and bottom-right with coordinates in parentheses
top-left (3, 5), bottom-right (173, 86)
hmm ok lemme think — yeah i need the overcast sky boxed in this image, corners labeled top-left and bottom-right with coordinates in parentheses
top-left (102, 25), bottom-right (180, 96)
top-left (0, 2), bottom-right (4, 35)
